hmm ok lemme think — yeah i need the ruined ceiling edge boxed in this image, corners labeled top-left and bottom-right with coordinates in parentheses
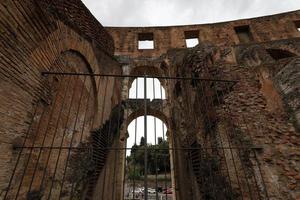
top-left (104, 9), bottom-right (300, 29)
top-left (36, 0), bottom-right (115, 57)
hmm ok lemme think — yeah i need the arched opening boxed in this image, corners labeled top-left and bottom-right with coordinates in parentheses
top-left (266, 48), bottom-right (297, 60)
top-left (4, 49), bottom-right (101, 199)
top-left (129, 77), bottom-right (166, 100)
top-left (124, 71), bottom-right (173, 199)
top-left (124, 115), bottom-right (173, 199)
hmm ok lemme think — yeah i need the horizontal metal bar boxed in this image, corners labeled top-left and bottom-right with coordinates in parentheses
top-left (41, 71), bottom-right (238, 83)
top-left (14, 146), bottom-right (262, 150)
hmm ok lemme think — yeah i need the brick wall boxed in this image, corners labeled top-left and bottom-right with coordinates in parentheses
top-left (149, 42), bottom-right (300, 199)
top-left (0, 0), bottom-right (120, 198)
top-left (106, 10), bottom-right (300, 59)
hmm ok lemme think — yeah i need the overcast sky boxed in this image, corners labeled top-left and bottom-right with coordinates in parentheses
top-left (82, 0), bottom-right (300, 27)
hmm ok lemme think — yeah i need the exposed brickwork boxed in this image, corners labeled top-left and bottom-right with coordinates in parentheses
top-left (1, 1), bottom-right (300, 199)
top-left (153, 43), bottom-right (300, 199)
top-left (0, 0), bottom-right (120, 199)
top-left (38, 0), bottom-right (114, 56)
top-left (106, 10), bottom-right (300, 59)
top-left (106, 10), bottom-right (300, 200)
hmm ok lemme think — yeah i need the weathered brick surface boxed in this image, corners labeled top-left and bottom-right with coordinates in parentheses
top-left (0, 0), bottom-right (120, 199)
top-left (106, 10), bottom-right (300, 200)
top-left (106, 10), bottom-right (300, 59)
top-left (274, 58), bottom-right (300, 131)
top-left (155, 43), bottom-right (300, 199)
top-left (37, 0), bottom-right (115, 56)
top-left (1, 1), bottom-right (300, 199)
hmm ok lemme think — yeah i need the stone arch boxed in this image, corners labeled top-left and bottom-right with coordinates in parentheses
top-left (129, 65), bottom-right (167, 83)
top-left (266, 42), bottom-right (300, 57)
top-left (237, 44), bottom-right (300, 67)
top-left (126, 108), bottom-right (169, 129)
top-left (33, 22), bottom-right (114, 128)
top-left (237, 45), bottom-right (274, 66)
top-left (127, 66), bottom-right (169, 100)
top-left (48, 49), bottom-right (99, 120)
top-left (266, 48), bottom-right (298, 60)
top-left (30, 22), bottom-right (101, 73)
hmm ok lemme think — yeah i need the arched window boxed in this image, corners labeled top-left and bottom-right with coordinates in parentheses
top-left (125, 71), bottom-right (170, 198)
top-left (125, 115), bottom-right (172, 199)
top-left (129, 77), bottom-right (166, 100)
top-left (126, 115), bottom-right (168, 155)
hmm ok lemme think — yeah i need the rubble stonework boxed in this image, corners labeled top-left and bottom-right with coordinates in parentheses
top-left (0, 0), bottom-right (120, 199)
top-left (107, 10), bottom-right (300, 200)
top-left (0, 0), bottom-right (299, 199)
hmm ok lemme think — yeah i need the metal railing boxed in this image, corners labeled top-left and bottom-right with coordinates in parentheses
top-left (2, 72), bottom-right (268, 200)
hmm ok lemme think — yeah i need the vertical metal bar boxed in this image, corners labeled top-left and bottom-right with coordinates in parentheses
top-left (69, 78), bottom-right (93, 200)
top-left (122, 77), bottom-right (131, 200)
top-left (153, 78), bottom-right (159, 200)
top-left (14, 80), bottom-right (55, 200)
top-left (235, 88), bottom-right (269, 199)
top-left (47, 75), bottom-right (80, 199)
top-left (216, 81), bottom-right (245, 199)
top-left (26, 75), bottom-right (64, 195)
top-left (132, 77), bottom-right (139, 199)
top-left (102, 77), bottom-right (116, 200)
top-left (211, 81), bottom-right (234, 194)
top-left (3, 101), bottom-right (39, 200)
top-left (90, 73), bottom-right (103, 130)
top-left (253, 150), bottom-right (269, 199)
top-left (220, 82), bottom-right (254, 199)
top-left (111, 77), bottom-right (119, 200)
top-left (58, 76), bottom-right (87, 199)
top-left (240, 114), bottom-right (264, 199)
top-left (197, 80), bottom-right (218, 200)
top-left (91, 77), bottom-right (108, 151)
top-left (201, 80), bottom-right (233, 197)
top-left (160, 84), bottom-right (168, 200)
top-left (37, 75), bottom-right (72, 194)
top-left (186, 77), bottom-right (205, 198)
top-left (112, 77), bottom-right (123, 200)
top-left (144, 75), bottom-right (148, 200)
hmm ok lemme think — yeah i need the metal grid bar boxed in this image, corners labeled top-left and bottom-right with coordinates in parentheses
top-left (41, 71), bottom-right (238, 83)
top-left (3, 72), bottom-right (269, 200)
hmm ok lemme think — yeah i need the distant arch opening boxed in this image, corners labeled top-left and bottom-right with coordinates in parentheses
top-left (124, 115), bottom-right (172, 199)
top-left (266, 48), bottom-right (297, 60)
top-left (129, 77), bottom-right (166, 100)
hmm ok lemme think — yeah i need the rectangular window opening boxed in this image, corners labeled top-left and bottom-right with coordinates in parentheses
top-left (234, 25), bottom-right (253, 44)
top-left (138, 33), bottom-right (154, 50)
top-left (294, 20), bottom-right (300, 32)
top-left (185, 30), bottom-right (199, 48)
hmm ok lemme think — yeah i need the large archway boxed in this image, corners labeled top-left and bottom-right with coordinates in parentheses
top-left (122, 69), bottom-right (175, 199)
top-left (3, 49), bottom-right (107, 200)
top-left (124, 115), bottom-right (172, 199)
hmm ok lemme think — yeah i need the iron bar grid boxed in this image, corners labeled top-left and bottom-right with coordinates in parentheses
top-left (3, 72), bottom-right (269, 200)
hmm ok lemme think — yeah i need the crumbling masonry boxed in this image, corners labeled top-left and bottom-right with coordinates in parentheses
top-left (0, 0), bottom-right (299, 200)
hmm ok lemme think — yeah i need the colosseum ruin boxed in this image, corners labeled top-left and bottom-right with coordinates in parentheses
top-left (0, 0), bottom-right (299, 200)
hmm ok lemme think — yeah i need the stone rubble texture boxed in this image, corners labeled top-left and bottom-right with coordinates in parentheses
top-left (0, 0), bottom-right (299, 199)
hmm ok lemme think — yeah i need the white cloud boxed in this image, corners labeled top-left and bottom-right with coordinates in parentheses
top-left (82, 0), bottom-right (300, 26)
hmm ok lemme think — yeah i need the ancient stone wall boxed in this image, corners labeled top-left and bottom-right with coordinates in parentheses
top-left (106, 10), bottom-right (300, 59)
top-left (0, 0), bottom-right (120, 199)
top-left (106, 11), bottom-right (300, 199)
top-left (1, 1), bottom-right (300, 199)
top-left (160, 43), bottom-right (300, 199)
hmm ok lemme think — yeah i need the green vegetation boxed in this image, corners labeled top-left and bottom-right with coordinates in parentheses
top-left (126, 137), bottom-right (170, 180)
